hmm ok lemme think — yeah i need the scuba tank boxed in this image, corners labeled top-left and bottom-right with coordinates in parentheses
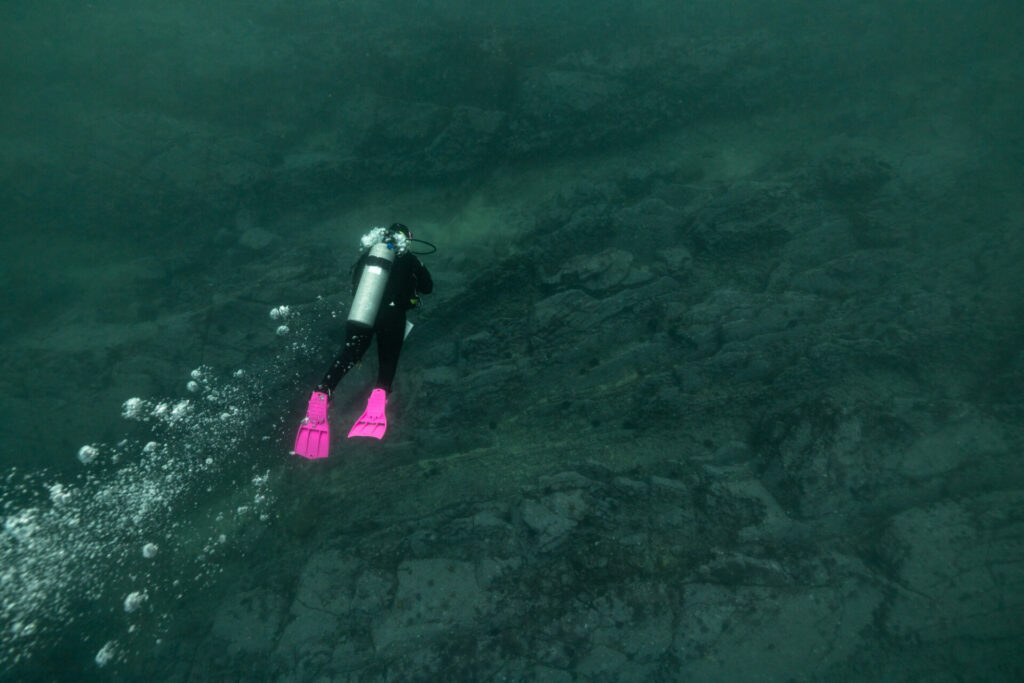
top-left (348, 241), bottom-right (395, 326)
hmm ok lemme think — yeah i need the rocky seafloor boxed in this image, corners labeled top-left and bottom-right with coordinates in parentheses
top-left (113, 134), bottom-right (1022, 680)
top-left (2, 2), bottom-right (1023, 681)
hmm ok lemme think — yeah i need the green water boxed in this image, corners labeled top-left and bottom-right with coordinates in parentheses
top-left (2, 1), bottom-right (1022, 680)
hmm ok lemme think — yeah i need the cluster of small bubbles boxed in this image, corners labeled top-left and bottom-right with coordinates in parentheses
top-left (192, 366), bottom-right (216, 382)
top-left (144, 399), bottom-right (195, 426)
top-left (360, 226), bottom-right (388, 250)
top-left (122, 397), bottom-right (145, 419)
top-left (0, 292), bottom-right (342, 673)
top-left (222, 405), bottom-right (241, 420)
top-left (48, 483), bottom-right (71, 506)
top-left (77, 445), bottom-right (99, 465)
top-left (275, 325), bottom-right (290, 336)
top-left (169, 400), bottom-right (192, 422)
top-left (269, 305), bottom-right (290, 320)
top-left (187, 367), bottom-right (213, 394)
top-left (3, 509), bottom-right (39, 542)
top-left (250, 470), bottom-right (274, 512)
top-left (10, 621), bottom-right (37, 637)
top-left (123, 590), bottom-right (148, 613)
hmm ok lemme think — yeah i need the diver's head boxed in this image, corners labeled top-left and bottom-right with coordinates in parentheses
top-left (389, 223), bottom-right (411, 239)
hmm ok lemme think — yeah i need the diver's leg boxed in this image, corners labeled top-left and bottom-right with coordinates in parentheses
top-left (374, 307), bottom-right (406, 393)
top-left (317, 321), bottom-right (373, 396)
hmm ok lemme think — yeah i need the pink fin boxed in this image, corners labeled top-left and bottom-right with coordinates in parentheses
top-left (293, 391), bottom-right (330, 459)
top-left (348, 388), bottom-right (388, 440)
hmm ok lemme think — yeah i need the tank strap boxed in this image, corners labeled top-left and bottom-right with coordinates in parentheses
top-left (365, 255), bottom-right (394, 270)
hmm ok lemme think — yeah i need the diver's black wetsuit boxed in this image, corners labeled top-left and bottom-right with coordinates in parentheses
top-left (317, 251), bottom-right (432, 396)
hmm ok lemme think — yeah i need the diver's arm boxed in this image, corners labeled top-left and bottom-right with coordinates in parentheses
top-left (414, 258), bottom-right (433, 295)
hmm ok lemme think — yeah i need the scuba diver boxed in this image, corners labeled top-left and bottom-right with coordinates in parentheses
top-left (293, 223), bottom-right (433, 459)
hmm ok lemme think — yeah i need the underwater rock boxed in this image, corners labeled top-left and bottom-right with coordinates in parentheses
top-left (615, 196), bottom-right (687, 235)
top-left (521, 496), bottom-right (578, 549)
top-left (273, 552), bottom-right (368, 672)
top-left (238, 227), bottom-right (276, 251)
top-left (424, 106), bottom-right (507, 175)
top-left (674, 578), bottom-right (882, 680)
top-left (713, 440), bottom-right (752, 465)
top-left (574, 645), bottom-right (628, 679)
top-left (509, 69), bottom-right (625, 154)
top-left (155, 432), bottom-right (1024, 681)
top-left (209, 589), bottom-right (288, 657)
top-left (877, 493), bottom-right (1024, 645)
top-left (459, 331), bottom-right (499, 362)
top-left (533, 276), bottom-right (679, 342)
top-left (538, 471), bottom-right (596, 492)
top-left (789, 250), bottom-right (900, 300)
top-left (542, 248), bottom-right (653, 294)
top-left (659, 246), bottom-right (694, 279)
top-left (269, 152), bottom-right (355, 205)
top-left (898, 418), bottom-right (1006, 481)
top-left (813, 151), bottom-right (893, 203)
top-left (687, 181), bottom-right (793, 256)
top-left (371, 559), bottom-right (485, 653)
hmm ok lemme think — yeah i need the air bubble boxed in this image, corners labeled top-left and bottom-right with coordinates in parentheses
top-left (121, 398), bottom-right (145, 419)
top-left (77, 446), bottom-right (98, 465)
top-left (95, 641), bottom-right (116, 667)
top-left (123, 591), bottom-right (147, 613)
top-left (48, 484), bottom-right (71, 505)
